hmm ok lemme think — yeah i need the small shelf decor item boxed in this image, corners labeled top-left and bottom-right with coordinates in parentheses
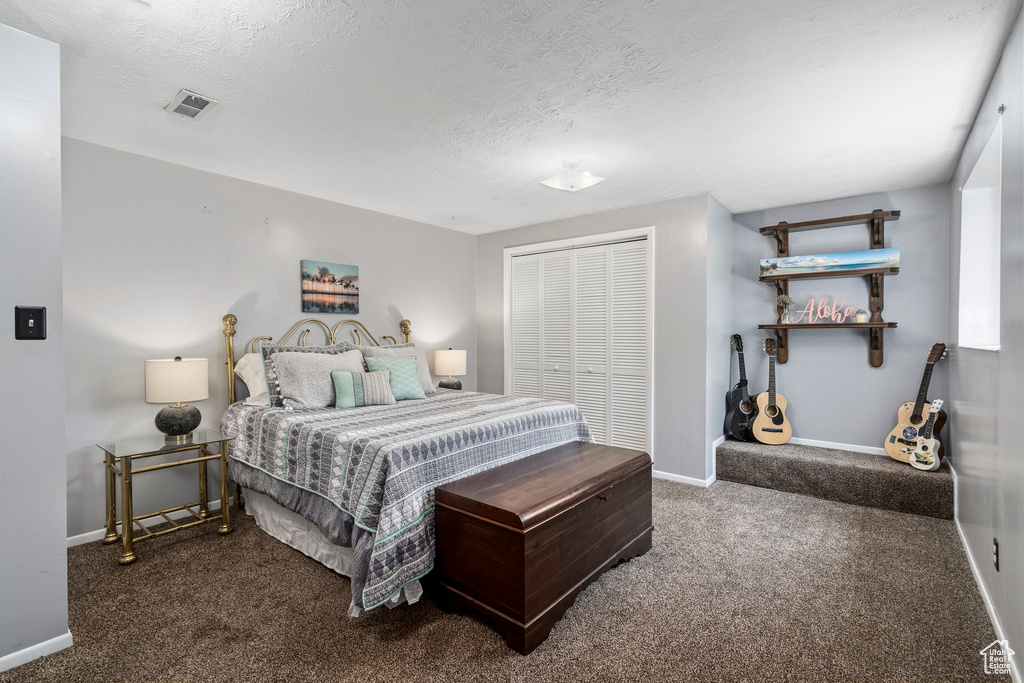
top-left (776, 294), bottom-right (796, 323)
top-left (145, 357), bottom-right (209, 443)
top-left (434, 348), bottom-right (467, 390)
top-left (855, 309), bottom-right (869, 323)
top-left (757, 209), bottom-right (900, 367)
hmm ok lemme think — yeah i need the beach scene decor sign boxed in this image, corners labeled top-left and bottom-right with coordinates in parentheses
top-left (301, 260), bottom-right (359, 314)
top-left (760, 248), bottom-right (900, 277)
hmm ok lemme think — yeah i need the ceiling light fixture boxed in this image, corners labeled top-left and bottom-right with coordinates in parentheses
top-left (541, 160), bottom-right (606, 192)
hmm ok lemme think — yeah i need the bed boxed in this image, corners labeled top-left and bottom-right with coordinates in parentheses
top-left (218, 314), bottom-right (593, 615)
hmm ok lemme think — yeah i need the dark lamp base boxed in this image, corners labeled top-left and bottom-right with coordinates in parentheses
top-left (155, 403), bottom-right (201, 442)
top-left (438, 377), bottom-right (463, 391)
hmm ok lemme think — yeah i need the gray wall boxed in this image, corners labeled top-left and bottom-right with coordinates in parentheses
top-left (734, 184), bottom-right (950, 450)
top-left (476, 196), bottom-right (713, 480)
top-left (947, 8), bottom-right (1023, 677)
top-left (0, 26), bottom-right (69, 662)
top-left (705, 196), bottom-right (735, 473)
top-left (63, 139), bottom-right (478, 537)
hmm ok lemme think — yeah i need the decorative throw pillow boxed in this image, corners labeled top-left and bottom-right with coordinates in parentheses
top-left (272, 349), bottom-right (366, 409)
top-left (259, 341), bottom-right (354, 407)
top-left (359, 343), bottom-right (436, 394)
top-left (233, 352), bottom-right (270, 406)
top-left (364, 356), bottom-right (427, 401)
top-left (332, 370), bottom-right (397, 408)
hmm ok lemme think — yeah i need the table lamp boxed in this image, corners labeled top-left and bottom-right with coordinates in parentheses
top-left (146, 357), bottom-right (209, 443)
top-left (434, 348), bottom-right (466, 390)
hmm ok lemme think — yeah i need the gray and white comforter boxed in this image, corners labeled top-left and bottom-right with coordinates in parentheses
top-left (220, 390), bottom-right (592, 611)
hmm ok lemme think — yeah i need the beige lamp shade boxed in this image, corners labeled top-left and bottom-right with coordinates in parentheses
top-left (434, 349), bottom-right (467, 377)
top-left (145, 357), bottom-right (209, 404)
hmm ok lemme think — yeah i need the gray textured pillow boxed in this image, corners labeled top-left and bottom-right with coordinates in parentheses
top-left (272, 349), bottom-right (366, 409)
top-left (359, 343), bottom-right (436, 394)
top-left (260, 341), bottom-right (353, 407)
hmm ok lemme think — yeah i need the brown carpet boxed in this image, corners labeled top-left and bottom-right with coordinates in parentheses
top-left (717, 439), bottom-right (955, 519)
top-left (2, 479), bottom-right (1002, 683)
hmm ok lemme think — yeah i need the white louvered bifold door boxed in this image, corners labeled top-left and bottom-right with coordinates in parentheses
top-left (572, 244), bottom-right (610, 444)
top-left (508, 237), bottom-right (650, 452)
top-left (608, 241), bottom-right (649, 450)
top-left (510, 253), bottom-right (541, 398)
top-left (541, 250), bottom-right (572, 402)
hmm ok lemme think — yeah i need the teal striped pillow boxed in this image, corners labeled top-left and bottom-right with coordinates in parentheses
top-left (331, 370), bottom-right (396, 408)
top-left (365, 356), bottom-right (427, 401)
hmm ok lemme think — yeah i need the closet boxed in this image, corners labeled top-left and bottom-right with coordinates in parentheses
top-left (507, 237), bottom-right (651, 451)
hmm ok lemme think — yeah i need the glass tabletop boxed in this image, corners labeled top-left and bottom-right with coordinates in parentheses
top-left (97, 429), bottom-right (233, 459)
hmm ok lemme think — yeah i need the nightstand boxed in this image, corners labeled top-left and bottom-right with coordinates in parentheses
top-left (97, 430), bottom-right (234, 564)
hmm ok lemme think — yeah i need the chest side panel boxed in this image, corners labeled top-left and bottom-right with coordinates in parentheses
top-left (435, 504), bottom-right (526, 621)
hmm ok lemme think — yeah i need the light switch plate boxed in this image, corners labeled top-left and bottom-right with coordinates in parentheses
top-left (15, 306), bottom-right (46, 340)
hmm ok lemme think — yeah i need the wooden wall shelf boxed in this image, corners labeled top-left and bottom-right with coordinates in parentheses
top-left (759, 210), bottom-right (901, 235)
top-left (759, 266), bottom-right (900, 283)
top-left (761, 208), bottom-right (899, 367)
top-left (759, 322), bottom-right (898, 330)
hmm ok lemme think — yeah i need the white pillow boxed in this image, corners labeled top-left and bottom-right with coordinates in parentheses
top-left (234, 353), bottom-right (270, 406)
top-left (272, 349), bottom-right (366, 409)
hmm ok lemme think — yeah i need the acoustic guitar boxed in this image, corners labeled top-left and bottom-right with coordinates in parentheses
top-left (885, 343), bottom-right (947, 464)
top-left (724, 334), bottom-right (757, 441)
top-left (752, 338), bottom-right (792, 445)
top-left (907, 400), bottom-right (944, 471)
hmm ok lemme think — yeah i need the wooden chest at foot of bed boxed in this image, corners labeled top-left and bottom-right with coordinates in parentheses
top-left (433, 441), bottom-right (653, 654)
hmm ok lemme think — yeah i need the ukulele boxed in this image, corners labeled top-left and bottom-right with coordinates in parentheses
top-left (906, 400), bottom-right (944, 471)
top-left (724, 334), bottom-right (757, 441)
top-left (885, 343), bottom-right (947, 464)
top-left (752, 338), bottom-right (792, 445)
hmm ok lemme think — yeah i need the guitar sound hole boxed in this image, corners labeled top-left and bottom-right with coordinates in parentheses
top-left (910, 416), bottom-right (923, 425)
top-left (765, 406), bottom-right (778, 418)
top-left (740, 402), bottom-right (752, 413)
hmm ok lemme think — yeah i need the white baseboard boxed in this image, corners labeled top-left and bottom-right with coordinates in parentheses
top-left (653, 469), bottom-right (716, 488)
top-left (710, 434), bottom-right (724, 478)
top-left (655, 435), bottom-right (723, 488)
top-left (788, 437), bottom-right (887, 456)
top-left (948, 465), bottom-right (1020, 682)
top-left (67, 499), bottom-right (222, 548)
top-left (954, 515), bottom-right (1021, 682)
top-left (0, 630), bottom-right (73, 673)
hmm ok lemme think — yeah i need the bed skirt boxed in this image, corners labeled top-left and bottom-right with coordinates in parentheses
top-left (231, 454), bottom-right (425, 615)
top-left (241, 487), bottom-right (424, 615)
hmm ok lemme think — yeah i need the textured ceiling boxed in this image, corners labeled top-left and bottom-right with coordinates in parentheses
top-left (0, 0), bottom-right (1018, 234)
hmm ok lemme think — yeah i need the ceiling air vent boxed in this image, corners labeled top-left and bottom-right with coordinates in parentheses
top-left (164, 89), bottom-right (219, 120)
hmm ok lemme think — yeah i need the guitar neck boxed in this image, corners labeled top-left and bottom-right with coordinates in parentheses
top-left (768, 355), bottom-right (776, 407)
top-left (737, 350), bottom-right (750, 400)
top-left (912, 363), bottom-right (935, 419)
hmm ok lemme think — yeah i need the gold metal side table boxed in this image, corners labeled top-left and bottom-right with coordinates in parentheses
top-left (97, 430), bottom-right (235, 565)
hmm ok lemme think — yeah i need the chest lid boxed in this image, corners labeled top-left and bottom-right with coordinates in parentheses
top-left (434, 441), bottom-right (651, 531)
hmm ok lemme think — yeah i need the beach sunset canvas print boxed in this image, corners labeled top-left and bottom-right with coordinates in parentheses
top-left (301, 260), bottom-right (359, 314)
top-left (760, 248), bottom-right (900, 277)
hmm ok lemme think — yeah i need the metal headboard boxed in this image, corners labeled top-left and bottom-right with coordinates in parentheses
top-left (221, 314), bottom-right (412, 405)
